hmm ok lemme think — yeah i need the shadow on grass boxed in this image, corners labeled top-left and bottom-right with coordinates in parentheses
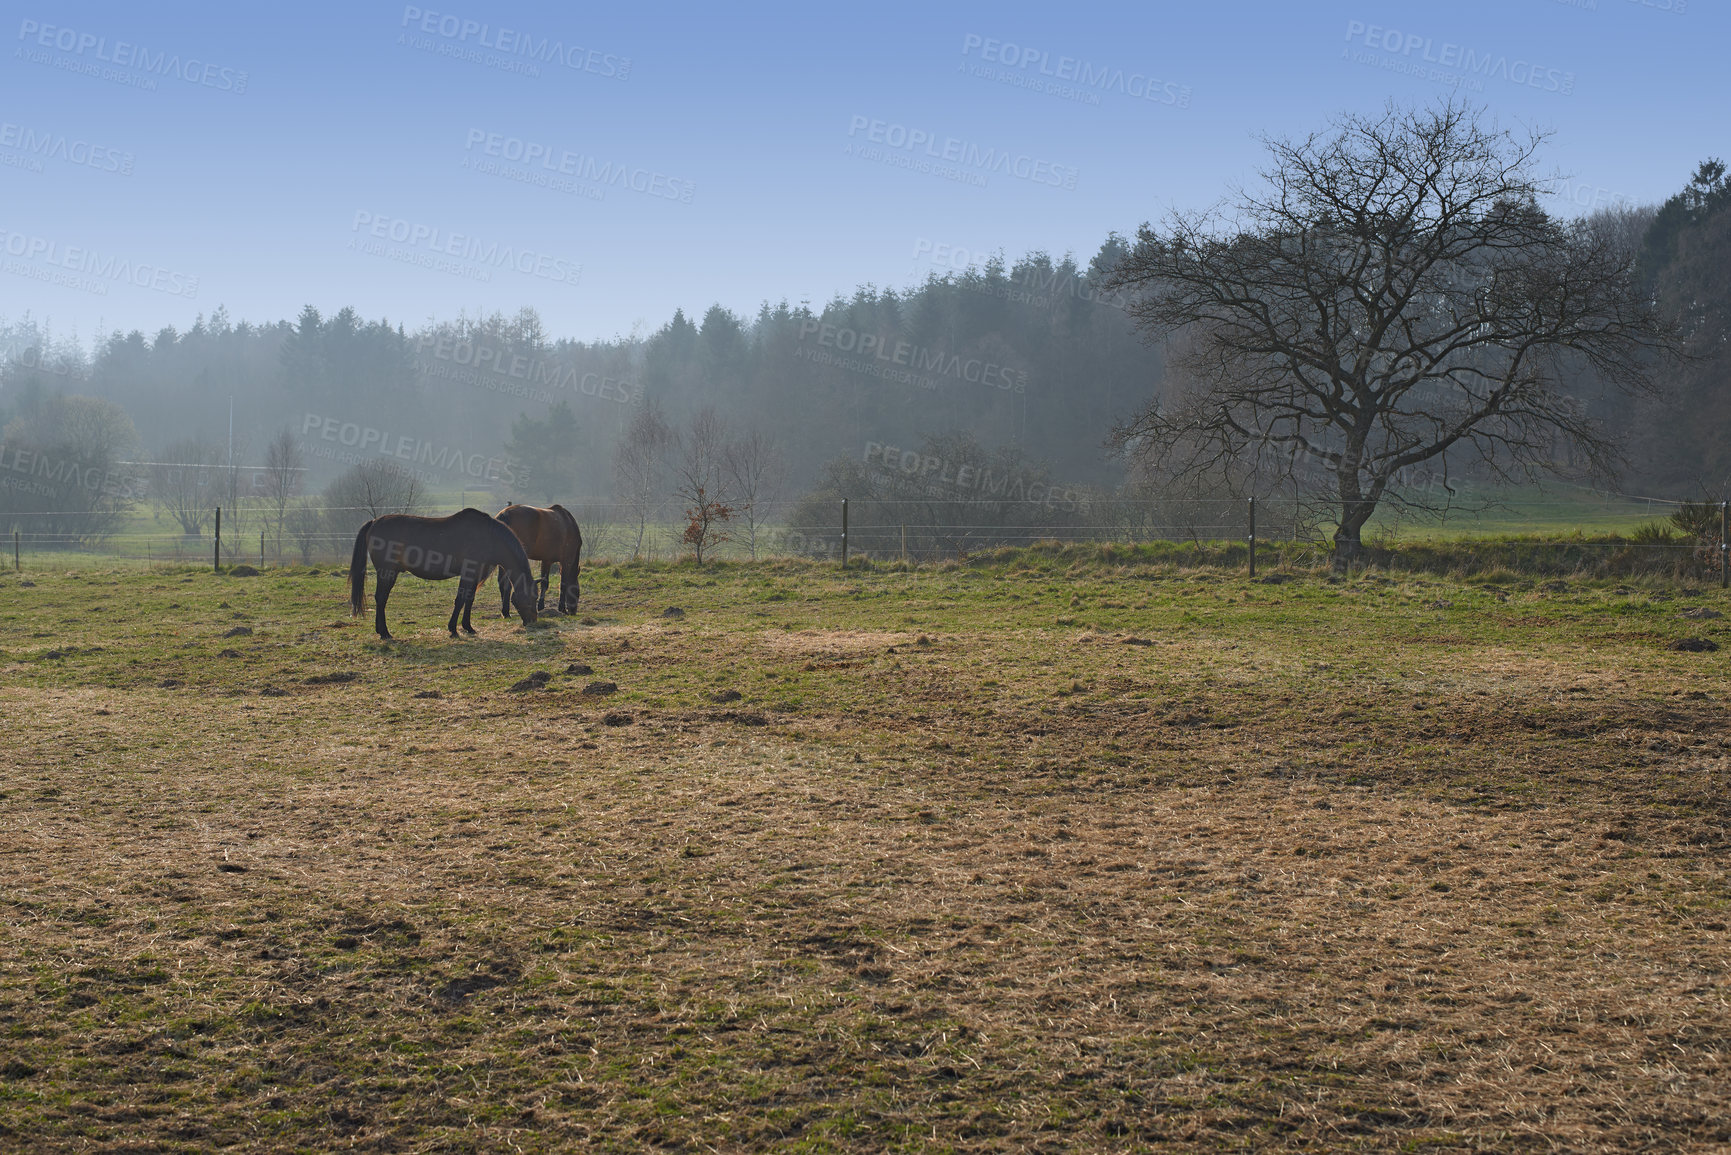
top-left (361, 622), bottom-right (567, 666)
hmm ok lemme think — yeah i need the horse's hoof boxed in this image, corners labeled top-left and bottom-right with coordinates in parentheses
top-left (463, 627), bottom-right (478, 635)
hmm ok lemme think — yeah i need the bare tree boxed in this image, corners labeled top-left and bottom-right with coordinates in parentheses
top-left (1103, 100), bottom-right (1678, 563)
top-left (285, 496), bottom-right (326, 564)
top-left (323, 459), bottom-right (423, 541)
top-left (611, 399), bottom-right (673, 560)
top-left (573, 501), bottom-right (617, 564)
top-left (1583, 202), bottom-right (1657, 259)
top-left (150, 436), bottom-right (223, 536)
top-left (672, 407), bottom-right (733, 562)
top-left (680, 487), bottom-right (733, 562)
top-left (260, 428), bottom-right (304, 562)
top-left (724, 428), bottom-right (787, 560)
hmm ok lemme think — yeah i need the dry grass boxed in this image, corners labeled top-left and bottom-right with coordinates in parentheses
top-left (0, 561), bottom-right (1728, 1151)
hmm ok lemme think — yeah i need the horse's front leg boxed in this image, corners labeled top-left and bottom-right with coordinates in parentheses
top-left (538, 561), bottom-right (552, 612)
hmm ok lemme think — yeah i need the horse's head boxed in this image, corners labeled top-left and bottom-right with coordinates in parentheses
top-left (510, 570), bottom-right (539, 625)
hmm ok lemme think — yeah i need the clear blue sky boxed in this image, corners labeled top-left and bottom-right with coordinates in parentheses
top-left (1, 0), bottom-right (1720, 346)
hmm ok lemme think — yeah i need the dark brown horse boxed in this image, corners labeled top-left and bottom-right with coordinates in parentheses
top-left (349, 509), bottom-right (538, 640)
top-left (493, 503), bottom-right (582, 617)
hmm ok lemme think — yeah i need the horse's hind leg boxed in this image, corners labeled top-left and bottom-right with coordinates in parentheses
top-left (374, 569), bottom-right (400, 640)
top-left (459, 580), bottom-right (478, 635)
top-left (570, 535), bottom-right (583, 613)
top-left (449, 580), bottom-right (476, 638)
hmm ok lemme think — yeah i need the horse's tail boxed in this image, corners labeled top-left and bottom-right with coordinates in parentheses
top-left (349, 520), bottom-right (373, 616)
top-left (551, 504), bottom-right (582, 568)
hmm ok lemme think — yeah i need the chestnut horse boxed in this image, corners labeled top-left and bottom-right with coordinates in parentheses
top-left (493, 503), bottom-right (582, 616)
top-left (349, 509), bottom-right (538, 640)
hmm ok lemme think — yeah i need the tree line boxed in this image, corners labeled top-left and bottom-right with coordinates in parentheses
top-left (3, 101), bottom-right (1727, 560)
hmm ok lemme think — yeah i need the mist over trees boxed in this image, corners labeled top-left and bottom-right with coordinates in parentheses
top-left (787, 429), bottom-right (1096, 559)
top-left (0, 242), bottom-right (1159, 546)
top-left (2, 137), bottom-right (1729, 555)
top-left (1, 244), bottom-right (1147, 492)
top-left (0, 391), bottom-right (138, 541)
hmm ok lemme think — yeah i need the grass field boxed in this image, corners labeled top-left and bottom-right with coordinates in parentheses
top-left (1365, 485), bottom-right (1688, 541)
top-left (2, 553), bottom-right (1728, 1151)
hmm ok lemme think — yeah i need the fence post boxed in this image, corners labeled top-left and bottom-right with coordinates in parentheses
top-left (1247, 496), bottom-right (1257, 579)
top-left (12, 529), bottom-right (18, 571)
top-left (214, 507), bottom-right (221, 572)
top-left (260, 530), bottom-right (265, 568)
top-left (1721, 501), bottom-right (1728, 589)
top-left (901, 524), bottom-right (907, 564)
top-left (840, 499), bottom-right (848, 569)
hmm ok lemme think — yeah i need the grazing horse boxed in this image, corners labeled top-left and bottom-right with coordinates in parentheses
top-left (492, 503), bottom-right (582, 617)
top-left (349, 509), bottom-right (539, 640)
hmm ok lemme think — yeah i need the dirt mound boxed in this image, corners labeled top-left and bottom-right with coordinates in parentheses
top-left (509, 672), bottom-right (552, 692)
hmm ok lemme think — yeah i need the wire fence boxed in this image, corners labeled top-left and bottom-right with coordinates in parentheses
top-left (1, 489), bottom-right (1725, 582)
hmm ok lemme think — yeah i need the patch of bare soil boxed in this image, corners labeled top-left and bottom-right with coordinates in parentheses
top-left (759, 628), bottom-right (920, 659)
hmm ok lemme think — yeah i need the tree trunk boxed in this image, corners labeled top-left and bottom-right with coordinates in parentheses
top-left (1332, 519), bottom-right (1366, 569)
top-left (1332, 463), bottom-right (1375, 570)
